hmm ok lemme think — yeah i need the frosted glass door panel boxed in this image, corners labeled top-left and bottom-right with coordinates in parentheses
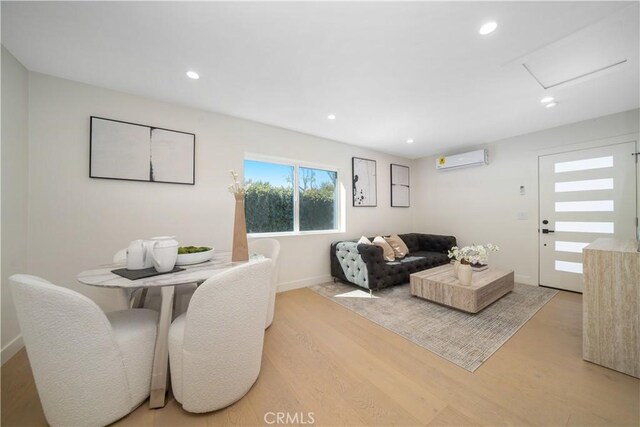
top-left (555, 178), bottom-right (614, 192)
top-left (555, 221), bottom-right (614, 233)
top-left (555, 201), bottom-right (614, 212)
top-left (554, 156), bottom-right (613, 173)
top-left (555, 241), bottom-right (590, 253)
top-left (555, 260), bottom-right (584, 274)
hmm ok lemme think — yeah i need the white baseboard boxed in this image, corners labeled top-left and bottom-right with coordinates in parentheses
top-left (515, 274), bottom-right (534, 285)
top-left (276, 274), bottom-right (332, 293)
top-left (1, 334), bottom-right (24, 365)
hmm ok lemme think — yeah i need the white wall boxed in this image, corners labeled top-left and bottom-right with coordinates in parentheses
top-left (1, 47), bottom-right (29, 363)
top-left (413, 109), bottom-right (639, 286)
top-left (26, 72), bottom-right (416, 312)
top-left (9, 66), bottom-right (638, 365)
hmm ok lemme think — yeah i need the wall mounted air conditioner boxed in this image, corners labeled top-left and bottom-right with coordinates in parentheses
top-left (436, 149), bottom-right (488, 171)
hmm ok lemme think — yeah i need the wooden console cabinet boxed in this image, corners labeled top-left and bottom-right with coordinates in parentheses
top-left (583, 238), bottom-right (639, 378)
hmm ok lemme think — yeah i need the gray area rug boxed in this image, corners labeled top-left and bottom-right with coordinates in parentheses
top-left (310, 281), bottom-right (558, 372)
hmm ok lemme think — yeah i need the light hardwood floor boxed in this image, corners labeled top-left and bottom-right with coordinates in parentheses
top-left (2, 287), bottom-right (639, 426)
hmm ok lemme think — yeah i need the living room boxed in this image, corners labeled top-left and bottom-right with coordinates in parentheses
top-left (2, 2), bottom-right (639, 426)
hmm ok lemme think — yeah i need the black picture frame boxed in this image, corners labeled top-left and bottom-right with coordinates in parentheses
top-left (89, 116), bottom-right (196, 185)
top-left (352, 157), bottom-right (377, 207)
top-left (390, 163), bottom-right (410, 207)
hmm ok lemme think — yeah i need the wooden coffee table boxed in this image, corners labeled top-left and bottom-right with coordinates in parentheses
top-left (410, 264), bottom-right (514, 313)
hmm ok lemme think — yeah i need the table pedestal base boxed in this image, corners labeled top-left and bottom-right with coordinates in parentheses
top-left (149, 286), bottom-right (175, 408)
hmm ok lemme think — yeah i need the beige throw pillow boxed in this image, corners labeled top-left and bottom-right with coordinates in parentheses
top-left (373, 236), bottom-right (395, 262)
top-left (357, 236), bottom-right (372, 245)
top-left (385, 234), bottom-right (409, 258)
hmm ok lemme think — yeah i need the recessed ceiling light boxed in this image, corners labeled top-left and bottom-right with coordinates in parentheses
top-left (479, 21), bottom-right (498, 35)
top-left (186, 71), bottom-right (200, 80)
top-left (545, 102), bottom-right (558, 108)
top-left (327, 114), bottom-right (336, 120)
top-left (540, 96), bottom-right (554, 103)
top-left (406, 139), bottom-right (414, 144)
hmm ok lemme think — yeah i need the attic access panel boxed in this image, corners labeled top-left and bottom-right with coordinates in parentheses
top-left (522, 15), bottom-right (628, 89)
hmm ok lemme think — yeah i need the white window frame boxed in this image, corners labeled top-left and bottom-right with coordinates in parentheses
top-left (244, 154), bottom-right (342, 237)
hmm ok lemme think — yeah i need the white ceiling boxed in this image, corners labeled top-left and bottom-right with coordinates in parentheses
top-left (2, 1), bottom-right (639, 159)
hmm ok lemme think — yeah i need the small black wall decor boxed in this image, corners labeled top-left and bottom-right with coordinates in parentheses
top-left (390, 163), bottom-right (410, 207)
top-left (352, 157), bottom-right (377, 207)
top-left (89, 116), bottom-right (195, 185)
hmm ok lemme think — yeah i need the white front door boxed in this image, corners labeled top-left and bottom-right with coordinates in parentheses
top-left (538, 141), bottom-right (637, 292)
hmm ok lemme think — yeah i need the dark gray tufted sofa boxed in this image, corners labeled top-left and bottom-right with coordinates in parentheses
top-left (330, 233), bottom-right (457, 291)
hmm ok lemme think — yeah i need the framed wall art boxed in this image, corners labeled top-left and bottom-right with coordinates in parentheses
top-left (390, 163), bottom-right (410, 207)
top-left (352, 157), bottom-right (377, 207)
top-left (89, 116), bottom-right (195, 185)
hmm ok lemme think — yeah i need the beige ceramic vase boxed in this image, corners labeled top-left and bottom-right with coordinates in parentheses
top-left (232, 193), bottom-right (249, 262)
top-left (457, 263), bottom-right (473, 286)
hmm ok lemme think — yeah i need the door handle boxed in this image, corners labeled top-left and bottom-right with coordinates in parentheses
top-left (541, 229), bottom-right (555, 234)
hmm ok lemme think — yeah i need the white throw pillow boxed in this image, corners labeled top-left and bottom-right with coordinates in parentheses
top-left (373, 236), bottom-right (395, 262)
top-left (357, 236), bottom-right (372, 245)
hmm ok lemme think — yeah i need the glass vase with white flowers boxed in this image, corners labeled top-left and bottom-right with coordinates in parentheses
top-left (448, 243), bottom-right (500, 267)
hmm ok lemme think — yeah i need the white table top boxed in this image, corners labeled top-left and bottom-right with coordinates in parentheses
top-left (78, 252), bottom-right (259, 288)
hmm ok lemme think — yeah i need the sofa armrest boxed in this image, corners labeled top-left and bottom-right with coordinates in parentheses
top-left (417, 234), bottom-right (457, 254)
top-left (357, 244), bottom-right (387, 290)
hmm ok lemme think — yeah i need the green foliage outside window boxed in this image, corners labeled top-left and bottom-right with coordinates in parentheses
top-left (245, 167), bottom-right (337, 233)
top-left (299, 181), bottom-right (336, 231)
top-left (245, 182), bottom-right (294, 233)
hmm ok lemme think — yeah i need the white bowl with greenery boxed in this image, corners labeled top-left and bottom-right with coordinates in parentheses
top-left (176, 246), bottom-right (214, 266)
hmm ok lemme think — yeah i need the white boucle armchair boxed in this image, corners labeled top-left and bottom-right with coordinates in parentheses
top-left (168, 258), bottom-right (272, 413)
top-left (9, 274), bottom-right (158, 427)
top-left (248, 238), bottom-right (280, 328)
